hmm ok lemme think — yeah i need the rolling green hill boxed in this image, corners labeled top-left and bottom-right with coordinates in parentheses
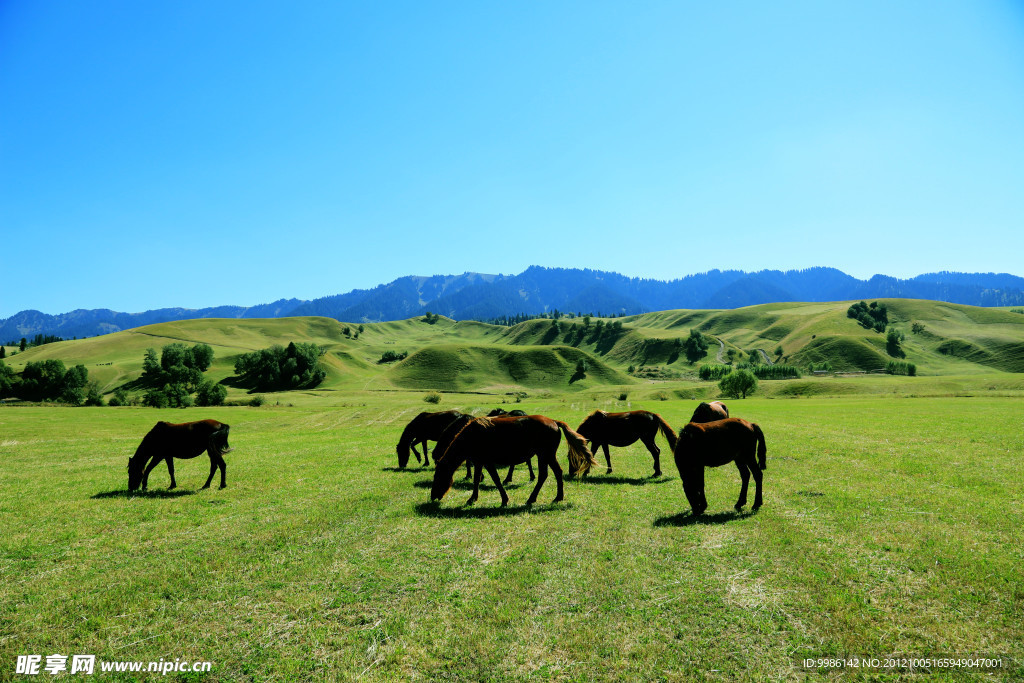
top-left (2, 300), bottom-right (1023, 402)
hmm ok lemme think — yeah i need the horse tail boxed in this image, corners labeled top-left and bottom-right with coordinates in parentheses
top-left (752, 423), bottom-right (766, 470)
top-left (554, 420), bottom-right (598, 476)
top-left (654, 413), bottom-right (678, 451)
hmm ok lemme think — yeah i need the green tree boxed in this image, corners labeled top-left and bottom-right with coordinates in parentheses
top-left (195, 380), bottom-right (228, 406)
top-left (683, 329), bottom-right (709, 363)
top-left (0, 359), bottom-right (18, 398)
top-left (719, 369), bottom-right (758, 399)
top-left (886, 327), bottom-right (905, 357)
top-left (84, 381), bottom-right (105, 406)
top-left (141, 348), bottom-right (162, 383)
top-left (20, 359), bottom-right (67, 401)
top-left (20, 338), bottom-right (27, 352)
top-left (0, 346), bottom-right (5, 359)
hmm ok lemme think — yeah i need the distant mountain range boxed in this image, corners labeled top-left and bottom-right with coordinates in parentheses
top-left (4, 266), bottom-right (1024, 342)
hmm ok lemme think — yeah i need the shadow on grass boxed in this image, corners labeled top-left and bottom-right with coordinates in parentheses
top-left (414, 501), bottom-right (573, 519)
top-left (575, 474), bottom-right (674, 486)
top-left (381, 466), bottom-right (433, 474)
top-left (412, 480), bottom-right (527, 491)
top-left (91, 489), bottom-right (197, 500)
top-left (653, 509), bottom-right (758, 527)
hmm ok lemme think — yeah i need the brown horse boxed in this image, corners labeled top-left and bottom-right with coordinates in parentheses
top-left (395, 410), bottom-right (467, 468)
top-left (689, 401), bottom-right (729, 423)
top-left (428, 413), bottom-right (537, 483)
top-left (673, 418), bottom-right (766, 516)
top-left (128, 419), bottom-right (233, 491)
top-left (575, 410), bottom-right (677, 476)
top-left (431, 415), bottom-right (596, 507)
top-left (487, 408), bottom-right (527, 417)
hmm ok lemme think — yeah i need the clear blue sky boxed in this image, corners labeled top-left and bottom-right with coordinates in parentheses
top-left (3, 1), bottom-right (1023, 318)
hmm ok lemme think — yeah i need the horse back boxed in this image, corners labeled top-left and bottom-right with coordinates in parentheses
top-left (454, 415), bottom-right (561, 468)
top-left (678, 418), bottom-right (759, 468)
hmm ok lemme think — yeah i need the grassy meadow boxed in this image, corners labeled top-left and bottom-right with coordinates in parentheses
top-left (2, 302), bottom-right (1024, 679)
top-left (1, 393), bottom-right (1022, 681)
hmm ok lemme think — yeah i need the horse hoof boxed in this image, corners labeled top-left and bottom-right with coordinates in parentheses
top-left (219, 485), bottom-right (227, 490)
top-left (200, 485), bottom-right (210, 490)
top-left (653, 471), bottom-right (662, 478)
top-left (606, 468), bottom-right (613, 474)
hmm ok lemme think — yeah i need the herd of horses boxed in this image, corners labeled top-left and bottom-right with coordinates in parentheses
top-left (396, 401), bottom-right (767, 516)
top-left (123, 401), bottom-right (767, 517)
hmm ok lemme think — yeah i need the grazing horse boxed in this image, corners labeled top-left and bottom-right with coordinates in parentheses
top-left (487, 408), bottom-right (527, 417)
top-left (575, 410), bottom-right (677, 476)
top-left (673, 418), bottom-right (766, 516)
top-left (431, 415), bottom-right (596, 507)
top-left (128, 419), bottom-right (233, 491)
top-left (395, 410), bottom-right (467, 468)
top-left (432, 413), bottom-right (536, 483)
top-left (689, 401), bottom-right (729, 423)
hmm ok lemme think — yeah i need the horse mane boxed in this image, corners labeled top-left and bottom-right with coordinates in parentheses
top-left (578, 409), bottom-right (607, 429)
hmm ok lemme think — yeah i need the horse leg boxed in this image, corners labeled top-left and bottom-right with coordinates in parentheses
top-left (464, 458), bottom-right (473, 480)
top-left (527, 456), bottom-right (535, 481)
top-left (466, 462), bottom-right (483, 505)
top-left (734, 461), bottom-right (750, 510)
top-left (550, 454), bottom-right (565, 503)
top-left (686, 465), bottom-right (707, 516)
top-left (503, 464), bottom-right (515, 485)
top-left (599, 443), bottom-right (612, 474)
top-left (526, 458), bottom-right (549, 507)
top-left (166, 457), bottom-right (177, 490)
top-left (423, 440), bottom-right (431, 466)
top-left (201, 453), bottom-right (217, 489)
top-left (641, 435), bottom-right (662, 477)
top-left (484, 464), bottom-right (510, 507)
top-left (751, 459), bottom-right (764, 510)
top-left (141, 455), bottom-right (163, 491)
top-left (412, 440), bottom-right (423, 465)
top-left (217, 453), bottom-right (227, 489)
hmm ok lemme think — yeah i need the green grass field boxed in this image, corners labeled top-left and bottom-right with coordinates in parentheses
top-left (2, 394), bottom-right (1022, 681)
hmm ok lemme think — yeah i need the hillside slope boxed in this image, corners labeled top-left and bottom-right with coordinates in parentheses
top-left (3, 300), bottom-right (1022, 400)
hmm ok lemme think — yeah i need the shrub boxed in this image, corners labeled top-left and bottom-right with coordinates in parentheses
top-left (886, 360), bottom-right (917, 376)
top-left (699, 364), bottom-right (733, 381)
top-left (807, 361), bottom-right (833, 373)
top-left (84, 382), bottom-right (105, 406)
top-left (249, 394), bottom-right (266, 407)
top-left (751, 364), bottom-right (801, 380)
top-left (195, 380), bottom-right (228, 406)
top-left (423, 391), bottom-right (442, 404)
top-left (719, 369), bottom-right (758, 399)
top-left (379, 350), bottom-right (408, 364)
top-left (617, 392), bottom-right (628, 401)
top-left (108, 388), bottom-right (130, 407)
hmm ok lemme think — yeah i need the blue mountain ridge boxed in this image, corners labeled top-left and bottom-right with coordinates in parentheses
top-left (3, 267), bottom-right (1024, 341)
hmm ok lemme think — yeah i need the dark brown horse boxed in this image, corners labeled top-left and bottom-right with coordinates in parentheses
top-left (395, 410), bottom-right (467, 468)
top-left (431, 415), bottom-right (596, 507)
top-left (689, 400), bottom-right (729, 423)
top-left (128, 419), bottom-right (233, 491)
top-left (428, 411), bottom-right (536, 481)
top-left (673, 418), bottom-right (766, 516)
top-left (575, 410), bottom-right (677, 476)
